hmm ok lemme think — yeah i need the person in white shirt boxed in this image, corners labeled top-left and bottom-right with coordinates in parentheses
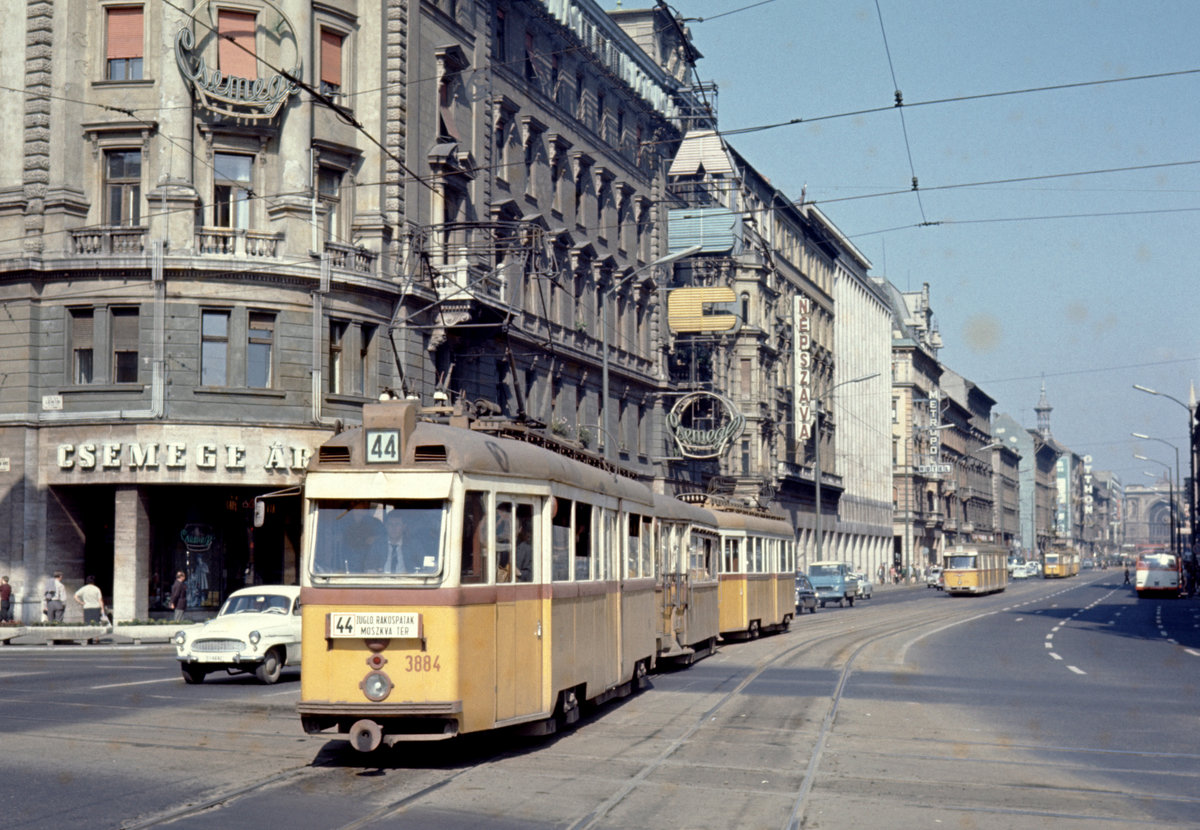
top-left (74, 575), bottom-right (106, 624)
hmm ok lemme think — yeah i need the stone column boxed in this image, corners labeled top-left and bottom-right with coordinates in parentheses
top-left (113, 485), bottom-right (151, 621)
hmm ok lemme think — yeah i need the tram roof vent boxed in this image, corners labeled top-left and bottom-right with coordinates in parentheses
top-left (318, 445), bottom-right (352, 464)
top-left (414, 444), bottom-right (448, 463)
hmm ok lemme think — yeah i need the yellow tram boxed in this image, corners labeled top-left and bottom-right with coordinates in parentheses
top-left (1043, 544), bottom-right (1081, 578)
top-left (297, 400), bottom-right (725, 749)
top-left (708, 500), bottom-right (796, 639)
top-left (941, 544), bottom-right (1008, 595)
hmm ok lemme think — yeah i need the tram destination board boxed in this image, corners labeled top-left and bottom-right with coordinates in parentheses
top-left (327, 612), bottom-right (422, 639)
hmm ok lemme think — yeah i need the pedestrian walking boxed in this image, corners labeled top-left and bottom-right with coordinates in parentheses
top-left (1123, 566), bottom-right (1131, 586)
top-left (44, 571), bottom-right (66, 622)
top-left (0, 575), bottom-right (12, 622)
top-left (169, 571), bottom-right (188, 621)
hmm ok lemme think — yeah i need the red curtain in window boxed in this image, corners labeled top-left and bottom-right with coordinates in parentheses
top-left (218, 10), bottom-right (258, 79)
top-left (106, 6), bottom-right (143, 60)
top-left (320, 29), bottom-right (342, 87)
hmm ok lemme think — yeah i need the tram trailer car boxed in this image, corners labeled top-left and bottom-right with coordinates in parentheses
top-left (654, 494), bottom-right (721, 664)
top-left (941, 545), bottom-right (1008, 595)
top-left (710, 502), bottom-right (796, 638)
top-left (298, 400), bottom-right (726, 750)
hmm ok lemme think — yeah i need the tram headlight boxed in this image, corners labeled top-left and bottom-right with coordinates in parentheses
top-left (248, 630), bottom-right (261, 647)
top-left (361, 671), bottom-right (393, 702)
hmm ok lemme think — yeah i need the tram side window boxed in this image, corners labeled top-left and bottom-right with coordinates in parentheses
top-left (755, 537), bottom-right (764, 573)
top-left (460, 490), bottom-right (488, 584)
top-left (514, 502), bottom-right (534, 583)
top-left (552, 497), bottom-right (571, 581)
top-left (627, 513), bottom-right (641, 578)
top-left (496, 501), bottom-right (514, 583)
top-left (575, 501), bottom-right (593, 580)
top-left (724, 538), bottom-right (740, 574)
top-left (641, 516), bottom-right (654, 578)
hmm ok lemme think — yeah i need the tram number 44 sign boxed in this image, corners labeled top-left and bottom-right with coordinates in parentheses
top-left (328, 612), bottom-right (422, 639)
top-left (365, 429), bottom-right (401, 463)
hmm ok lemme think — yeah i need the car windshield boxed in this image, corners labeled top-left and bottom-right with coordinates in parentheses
top-left (221, 593), bottom-right (293, 615)
top-left (809, 565), bottom-right (841, 577)
top-left (311, 498), bottom-right (445, 577)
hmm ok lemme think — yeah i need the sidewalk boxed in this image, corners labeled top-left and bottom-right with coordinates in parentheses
top-left (0, 622), bottom-right (199, 647)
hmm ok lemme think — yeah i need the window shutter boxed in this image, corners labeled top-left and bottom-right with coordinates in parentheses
top-left (107, 6), bottom-right (144, 60)
top-left (112, 308), bottom-right (139, 349)
top-left (218, 10), bottom-right (258, 79)
top-left (320, 29), bottom-right (342, 87)
top-left (72, 310), bottom-right (94, 349)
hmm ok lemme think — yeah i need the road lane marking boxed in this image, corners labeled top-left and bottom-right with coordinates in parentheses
top-left (91, 677), bottom-right (179, 690)
top-left (1186, 649), bottom-right (1200, 657)
top-left (1067, 665), bottom-right (1086, 674)
top-left (1050, 653), bottom-right (1062, 660)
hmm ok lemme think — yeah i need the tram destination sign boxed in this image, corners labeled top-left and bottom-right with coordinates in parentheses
top-left (327, 612), bottom-right (422, 639)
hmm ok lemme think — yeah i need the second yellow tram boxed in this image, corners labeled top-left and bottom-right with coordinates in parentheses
top-left (942, 544), bottom-right (1008, 595)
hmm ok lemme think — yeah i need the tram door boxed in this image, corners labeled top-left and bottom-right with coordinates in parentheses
top-left (659, 523), bottom-right (686, 645)
top-left (495, 498), bottom-right (543, 721)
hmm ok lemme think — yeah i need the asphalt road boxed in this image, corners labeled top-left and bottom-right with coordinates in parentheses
top-left (2, 572), bottom-right (1196, 829)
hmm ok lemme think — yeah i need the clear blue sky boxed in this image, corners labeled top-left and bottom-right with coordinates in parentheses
top-left (608, 0), bottom-right (1199, 485)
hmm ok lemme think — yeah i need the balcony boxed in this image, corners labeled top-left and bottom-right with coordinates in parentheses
top-left (69, 226), bottom-right (151, 256)
top-left (196, 227), bottom-right (284, 258)
top-left (323, 240), bottom-right (378, 275)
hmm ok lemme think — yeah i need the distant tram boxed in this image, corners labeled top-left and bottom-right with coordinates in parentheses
top-left (941, 544), bottom-right (1008, 595)
top-left (1043, 545), bottom-right (1081, 578)
top-left (1136, 551), bottom-right (1183, 598)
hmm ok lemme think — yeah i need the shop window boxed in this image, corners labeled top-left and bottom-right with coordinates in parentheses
top-left (218, 9), bottom-right (257, 80)
top-left (213, 152), bottom-right (253, 229)
top-left (112, 307), bottom-right (139, 383)
top-left (328, 319), bottom-right (346, 393)
top-left (105, 6), bottom-right (143, 81)
top-left (105, 150), bottom-right (141, 226)
top-left (71, 308), bottom-right (94, 384)
top-left (247, 311), bottom-right (274, 388)
top-left (319, 28), bottom-right (343, 99)
top-left (200, 309), bottom-right (230, 386)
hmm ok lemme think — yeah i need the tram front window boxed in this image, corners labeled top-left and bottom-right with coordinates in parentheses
top-left (945, 555), bottom-right (976, 570)
top-left (312, 499), bottom-right (444, 576)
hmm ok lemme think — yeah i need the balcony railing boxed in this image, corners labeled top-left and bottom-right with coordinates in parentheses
top-left (196, 227), bottom-right (283, 258)
top-left (69, 226), bottom-right (150, 256)
top-left (324, 240), bottom-right (378, 275)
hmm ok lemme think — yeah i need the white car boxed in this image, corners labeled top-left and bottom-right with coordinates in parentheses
top-left (174, 585), bottom-right (302, 684)
top-left (1011, 562), bottom-right (1033, 579)
top-left (852, 572), bottom-right (874, 599)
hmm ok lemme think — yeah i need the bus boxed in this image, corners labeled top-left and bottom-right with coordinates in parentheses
top-left (1135, 551), bottom-right (1183, 598)
top-left (942, 544), bottom-right (1008, 595)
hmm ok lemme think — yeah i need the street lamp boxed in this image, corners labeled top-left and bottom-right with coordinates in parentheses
top-left (1133, 432), bottom-right (1180, 557)
top-left (1133, 383), bottom-right (1197, 573)
top-left (1136, 454), bottom-right (1177, 557)
top-left (813, 372), bottom-right (880, 562)
top-left (601, 245), bottom-right (702, 459)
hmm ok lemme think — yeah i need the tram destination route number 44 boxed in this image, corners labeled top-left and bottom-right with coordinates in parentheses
top-left (327, 612), bottom-right (423, 639)
top-left (365, 429), bottom-right (402, 463)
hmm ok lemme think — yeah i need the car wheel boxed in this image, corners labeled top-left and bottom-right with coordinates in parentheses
top-left (819, 601), bottom-right (825, 608)
top-left (255, 649), bottom-right (282, 684)
top-left (809, 604), bottom-right (816, 614)
top-left (848, 596), bottom-right (854, 607)
top-left (181, 665), bottom-right (207, 685)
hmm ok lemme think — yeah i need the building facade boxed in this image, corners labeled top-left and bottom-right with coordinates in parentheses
top-left (0, 0), bottom-right (703, 620)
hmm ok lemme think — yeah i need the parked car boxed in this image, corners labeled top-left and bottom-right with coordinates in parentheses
top-left (174, 585), bottom-right (302, 684)
top-left (926, 566), bottom-right (943, 589)
top-left (794, 574), bottom-right (818, 614)
top-left (852, 572), bottom-right (874, 599)
top-left (1011, 562), bottom-right (1032, 579)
